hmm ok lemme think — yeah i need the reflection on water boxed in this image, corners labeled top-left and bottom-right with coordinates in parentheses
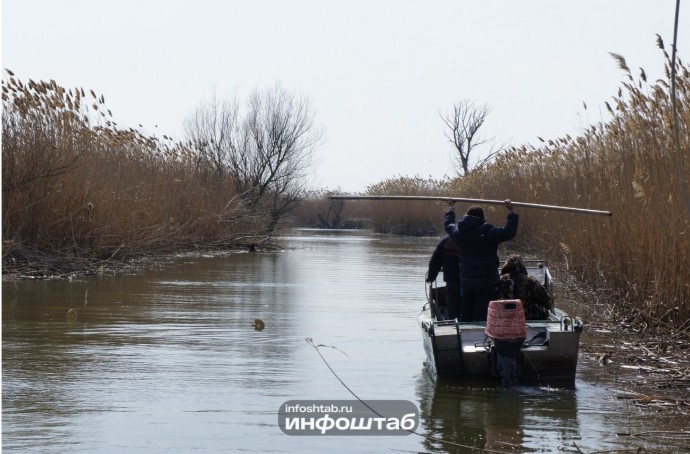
top-left (417, 374), bottom-right (580, 452)
top-left (3, 229), bottom-right (688, 453)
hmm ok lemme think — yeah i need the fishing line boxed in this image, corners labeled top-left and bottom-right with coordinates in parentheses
top-left (305, 338), bottom-right (511, 454)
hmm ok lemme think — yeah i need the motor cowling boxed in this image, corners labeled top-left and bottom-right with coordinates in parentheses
top-left (485, 299), bottom-right (527, 340)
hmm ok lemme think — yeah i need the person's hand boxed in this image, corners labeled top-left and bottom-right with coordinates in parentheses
top-left (447, 199), bottom-right (456, 210)
top-left (503, 199), bottom-right (514, 212)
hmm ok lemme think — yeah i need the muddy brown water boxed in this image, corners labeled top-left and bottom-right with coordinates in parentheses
top-left (3, 230), bottom-right (688, 453)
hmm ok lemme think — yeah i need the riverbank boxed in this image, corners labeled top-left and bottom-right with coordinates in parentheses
top-left (551, 264), bottom-right (690, 416)
top-left (2, 73), bottom-right (316, 284)
top-left (1, 240), bottom-right (282, 281)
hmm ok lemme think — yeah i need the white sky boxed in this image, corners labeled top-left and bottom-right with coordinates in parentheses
top-left (2, 0), bottom-right (688, 192)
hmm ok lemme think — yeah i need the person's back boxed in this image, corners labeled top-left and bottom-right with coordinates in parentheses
top-left (455, 215), bottom-right (508, 287)
top-left (444, 201), bottom-right (518, 321)
top-left (426, 236), bottom-right (461, 319)
top-left (427, 236), bottom-right (460, 283)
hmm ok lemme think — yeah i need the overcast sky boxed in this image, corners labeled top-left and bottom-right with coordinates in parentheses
top-left (3, 1), bottom-right (688, 192)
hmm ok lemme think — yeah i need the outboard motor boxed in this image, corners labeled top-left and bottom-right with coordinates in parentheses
top-left (486, 299), bottom-right (527, 387)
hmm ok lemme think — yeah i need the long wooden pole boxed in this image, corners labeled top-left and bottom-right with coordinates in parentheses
top-left (328, 195), bottom-right (612, 217)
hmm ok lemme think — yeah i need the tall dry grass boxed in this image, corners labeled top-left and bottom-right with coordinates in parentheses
top-left (2, 72), bottom-right (269, 275)
top-left (289, 189), bottom-right (371, 229)
top-left (366, 176), bottom-right (453, 235)
top-left (448, 46), bottom-right (690, 329)
top-left (291, 178), bottom-right (452, 234)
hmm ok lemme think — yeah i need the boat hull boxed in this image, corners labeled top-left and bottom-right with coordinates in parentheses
top-left (420, 261), bottom-right (583, 386)
top-left (419, 306), bottom-right (582, 387)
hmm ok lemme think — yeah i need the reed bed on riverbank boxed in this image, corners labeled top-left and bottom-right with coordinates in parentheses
top-left (2, 73), bottom-right (266, 276)
top-left (366, 176), bottom-right (452, 235)
top-left (289, 189), bottom-right (371, 229)
top-left (292, 177), bottom-right (451, 234)
top-left (449, 48), bottom-right (690, 331)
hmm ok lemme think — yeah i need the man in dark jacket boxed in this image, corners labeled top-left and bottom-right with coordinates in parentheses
top-left (426, 235), bottom-right (461, 319)
top-left (444, 200), bottom-right (518, 322)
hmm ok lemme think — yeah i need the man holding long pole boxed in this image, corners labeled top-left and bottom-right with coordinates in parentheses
top-left (444, 199), bottom-right (518, 322)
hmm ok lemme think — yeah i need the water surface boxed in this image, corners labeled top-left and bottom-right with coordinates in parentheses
top-left (3, 230), bottom-right (686, 453)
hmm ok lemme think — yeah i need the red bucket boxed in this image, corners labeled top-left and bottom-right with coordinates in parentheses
top-left (485, 299), bottom-right (527, 340)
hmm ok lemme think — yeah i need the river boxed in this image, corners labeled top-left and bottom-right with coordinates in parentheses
top-left (2, 229), bottom-right (687, 453)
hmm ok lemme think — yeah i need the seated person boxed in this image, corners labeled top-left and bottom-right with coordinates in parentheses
top-left (426, 235), bottom-right (461, 320)
top-left (496, 254), bottom-right (551, 320)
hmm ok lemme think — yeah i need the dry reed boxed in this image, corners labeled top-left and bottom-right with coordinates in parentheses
top-left (448, 47), bottom-right (690, 331)
top-left (365, 176), bottom-right (453, 235)
top-left (2, 72), bottom-right (272, 276)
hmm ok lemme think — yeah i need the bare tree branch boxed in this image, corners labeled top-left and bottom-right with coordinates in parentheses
top-left (185, 84), bottom-right (322, 235)
top-left (440, 100), bottom-right (491, 176)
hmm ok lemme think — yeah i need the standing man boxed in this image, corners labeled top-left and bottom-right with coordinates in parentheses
top-left (444, 200), bottom-right (518, 322)
top-left (426, 235), bottom-right (461, 320)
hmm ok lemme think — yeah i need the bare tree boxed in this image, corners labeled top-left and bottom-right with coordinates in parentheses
top-left (185, 85), bottom-right (322, 235)
top-left (440, 100), bottom-right (492, 176)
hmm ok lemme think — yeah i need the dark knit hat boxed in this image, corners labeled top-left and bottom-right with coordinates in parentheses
top-left (466, 206), bottom-right (485, 221)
